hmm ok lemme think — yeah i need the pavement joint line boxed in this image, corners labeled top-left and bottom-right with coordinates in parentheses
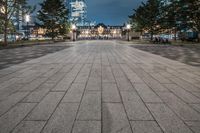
top-left (39, 62), bottom-right (85, 133)
top-left (84, 90), bottom-right (101, 92)
top-left (165, 76), bottom-right (200, 98)
top-left (132, 46), bottom-right (200, 83)
top-left (8, 52), bottom-right (80, 133)
top-left (113, 47), bottom-right (199, 132)
top-left (64, 51), bottom-right (95, 133)
top-left (50, 90), bottom-right (66, 92)
top-left (23, 120), bottom-right (47, 122)
top-left (8, 102), bottom-right (39, 133)
top-left (115, 50), bottom-right (166, 98)
top-left (110, 48), bottom-right (165, 133)
top-left (0, 65), bottom-right (37, 89)
top-left (190, 107), bottom-right (200, 114)
top-left (37, 50), bottom-right (89, 131)
top-left (0, 66), bottom-right (29, 81)
top-left (145, 101), bottom-right (198, 133)
top-left (37, 52), bottom-right (87, 133)
top-left (107, 47), bottom-right (134, 133)
top-left (102, 101), bottom-right (122, 103)
top-left (0, 69), bottom-right (50, 117)
top-left (125, 57), bottom-right (200, 115)
top-left (1, 41), bottom-right (200, 133)
top-left (183, 120), bottom-right (200, 122)
top-left (129, 119), bottom-right (155, 121)
top-left (100, 47), bottom-right (103, 133)
top-left (143, 102), bottom-right (166, 104)
top-left (8, 67), bottom-right (66, 132)
top-left (61, 101), bottom-right (80, 103)
top-left (20, 102), bottom-right (39, 104)
top-left (0, 45), bottom-right (72, 71)
top-left (76, 119), bottom-right (101, 121)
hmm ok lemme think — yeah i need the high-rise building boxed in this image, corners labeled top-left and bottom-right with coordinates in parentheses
top-left (66, 0), bottom-right (86, 26)
top-left (66, 0), bottom-right (95, 26)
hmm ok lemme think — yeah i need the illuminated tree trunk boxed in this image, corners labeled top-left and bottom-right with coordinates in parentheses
top-left (3, 0), bottom-right (8, 45)
top-left (3, 20), bottom-right (8, 45)
top-left (174, 27), bottom-right (177, 41)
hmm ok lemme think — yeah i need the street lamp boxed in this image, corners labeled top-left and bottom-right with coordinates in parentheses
top-left (126, 24), bottom-right (131, 41)
top-left (71, 24), bottom-right (77, 41)
top-left (25, 14), bottom-right (30, 40)
top-left (0, 6), bottom-right (5, 14)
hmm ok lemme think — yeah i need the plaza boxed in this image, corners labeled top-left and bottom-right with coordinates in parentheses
top-left (0, 40), bottom-right (200, 133)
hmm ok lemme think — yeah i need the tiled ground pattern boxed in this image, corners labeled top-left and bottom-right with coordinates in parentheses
top-left (0, 44), bottom-right (70, 70)
top-left (132, 44), bottom-right (200, 67)
top-left (0, 40), bottom-right (200, 133)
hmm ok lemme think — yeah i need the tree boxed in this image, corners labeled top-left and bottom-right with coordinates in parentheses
top-left (0, 0), bottom-right (33, 45)
top-left (0, 19), bottom-right (3, 34)
top-left (159, 0), bottom-right (180, 40)
top-left (145, 0), bottom-right (160, 40)
top-left (188, 0), bottom-right (200, 40)
top-left (37, 0), bottom-right (68, 40)
top-left (194, 1), bottom-right (200, 41)
top-left (160, 0), bottom-right (200, 40)
top-left (130, 0), bottom-right (200, 41)
top-left (129, 4), bottom-right (148, 35)
top-left (0, 0), bottom-right (6, 35)
top-left (130, 0), bottom-right (160, 40)
top-left (59, 22), bottom-right (70, 38)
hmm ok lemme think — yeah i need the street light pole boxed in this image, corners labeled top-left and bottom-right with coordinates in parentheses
top-left (26, 22), bottom-right (29, 40)
top-left (126, 24), bottom-right (131, 41)
top-left (128, 30), bottom-right (130, 41)
top-left (73, 30), bottom-right (75, 41)
top-left (25, 15), bottom-right (30, 40)
top-left (71, 24), bottom-right (76, 41)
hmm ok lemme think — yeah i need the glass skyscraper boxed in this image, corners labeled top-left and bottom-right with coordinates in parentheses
top-left (66, 0), bottom-right (89, 26)
top-left (66, 0), bottom-right (95, 26)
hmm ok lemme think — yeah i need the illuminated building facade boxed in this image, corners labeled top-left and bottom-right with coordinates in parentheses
top-left (77, 23), bottom-right (123, 40)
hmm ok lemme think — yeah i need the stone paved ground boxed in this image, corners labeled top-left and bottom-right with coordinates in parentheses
top-left (131, 44), bottom-right (200, 67)
top-left (0, 40), bottom-right (200, 133)
top-left (0, 43), bottom-right (71, 70)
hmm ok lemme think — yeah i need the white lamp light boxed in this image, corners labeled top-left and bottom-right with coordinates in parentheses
top-left (25, 14), bottom-right (30, 22)
top-left (71, 24), bottom-right (77, 41)
top-left (126, 24), bottom-right (131, 30)
top-left (0, 6), bottom-right (5, 14)
top-left (71, 24), bottom-right (76, 30)
top-left (126, 24), bottom-right (131, 41)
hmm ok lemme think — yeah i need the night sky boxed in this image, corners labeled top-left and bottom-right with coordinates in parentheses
top-left (28, 0), bottom-right (146, 25)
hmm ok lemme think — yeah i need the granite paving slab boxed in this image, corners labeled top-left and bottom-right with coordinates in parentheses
top-left (0, 41), bottom-right (199, 133)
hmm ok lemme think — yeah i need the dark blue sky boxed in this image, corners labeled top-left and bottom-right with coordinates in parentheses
top-left (29, 0), bottom-right (146, 25)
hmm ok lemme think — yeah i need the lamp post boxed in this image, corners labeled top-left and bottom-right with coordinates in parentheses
top-left (25, 14), bottom-right (30, 40)
top-left (126, 24), bottom-right (131, 41)
top-left (71, 24), bottom-right (76, 41)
